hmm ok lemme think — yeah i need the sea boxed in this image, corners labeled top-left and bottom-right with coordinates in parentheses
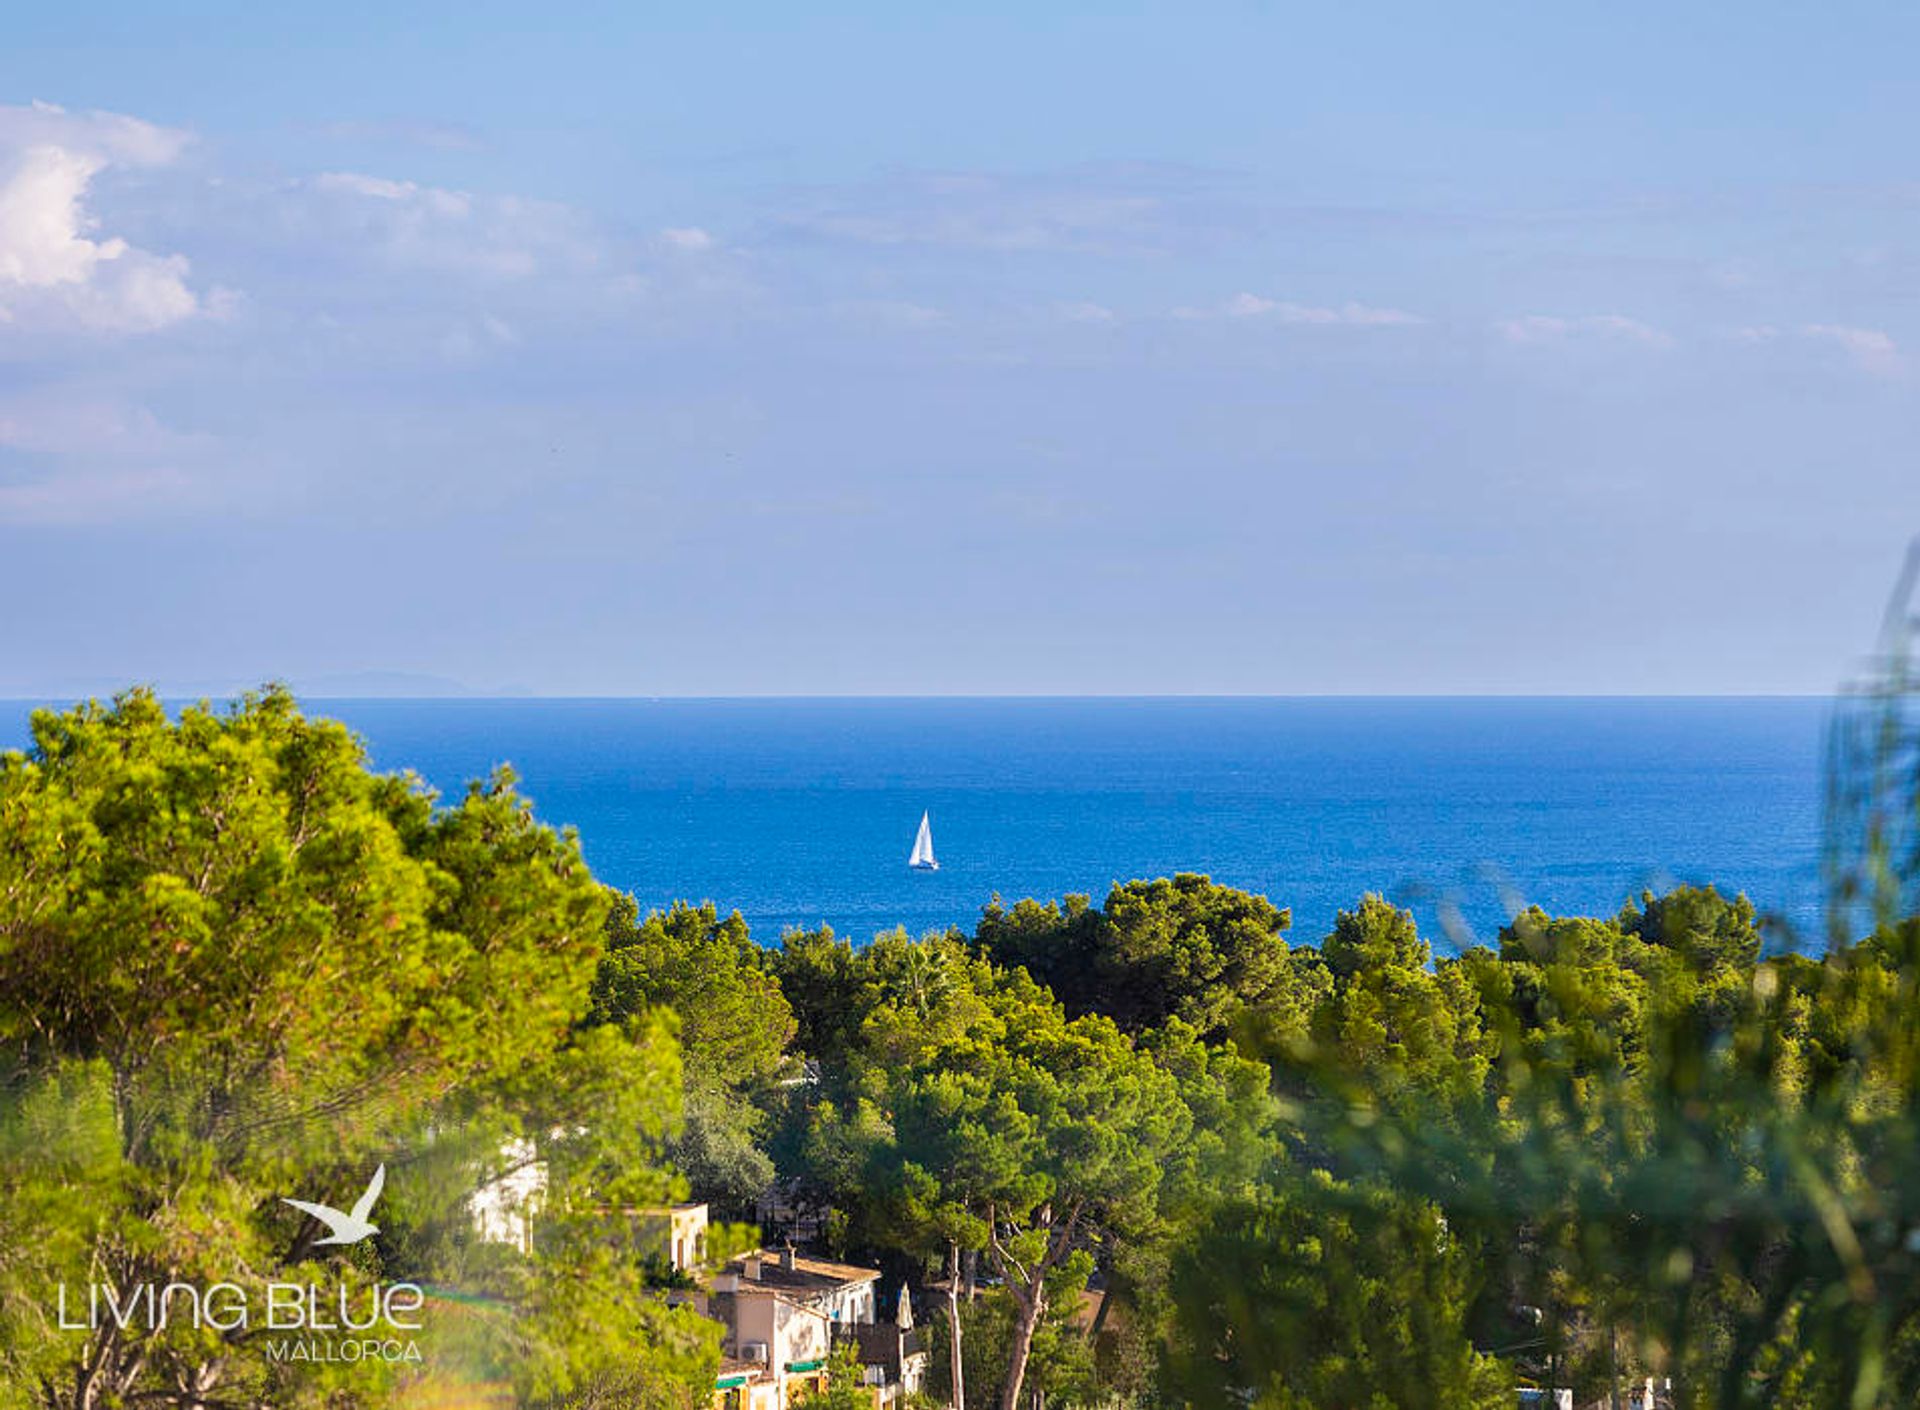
top-left (1, 697), bottom-right (1831, 953)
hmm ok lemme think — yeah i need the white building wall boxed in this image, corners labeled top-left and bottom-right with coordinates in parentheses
top-left (468, 1140), bottom-right (546, 1253)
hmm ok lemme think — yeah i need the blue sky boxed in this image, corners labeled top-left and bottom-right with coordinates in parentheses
top-left (2, 1), bottom-right (1918, 695)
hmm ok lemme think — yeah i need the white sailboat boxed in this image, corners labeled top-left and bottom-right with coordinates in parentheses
top-left (908, 811), bottom-right (939, 871)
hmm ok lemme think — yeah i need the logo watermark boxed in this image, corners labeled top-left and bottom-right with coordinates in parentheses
top-left (52, 1166), bottom-right (427, 1365)
top-left (283, 1162), bottom-right (386, 1246)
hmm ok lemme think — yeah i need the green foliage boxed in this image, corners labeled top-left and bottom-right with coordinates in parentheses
top-left (1167, 1171), bottom-right (1511, 1410)
top-left (772, 924), bottom-right (978, 1075)
top-left (1620, 887), bottom-right (1765, 978)
top-left (976, 875), bottom-right (1294, 1040)
top-left (0, 688), bottom-right (717, 1409)
top-left (794, 1342), bottom-right (868, 1410)
top-left (1302, 895), bottom-right (1491, 1104)
top-left (591, 897), bottom-right (794, 1091)
top-left (795, 933), bottom-right (1203, 1410)
top-left (1307, 891), bottom-right (1920, 1408)
top-left (591, 897), bottom-right (796, 1211)
top-left (927, 1273), bottom-right (1100, 1410)
top-left (14, 682), bottom-right (1920, 1410)
top-left (768, 926), bottom-right (870, 1068)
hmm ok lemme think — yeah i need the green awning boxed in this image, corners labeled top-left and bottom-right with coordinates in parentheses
top-left (715, 1375), bottom-right (749, 1389)
top-left (787, 1359), bottom-right (825, 1373)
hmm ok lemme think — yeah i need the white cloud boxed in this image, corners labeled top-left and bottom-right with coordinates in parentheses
top-left (313, 170), bottom-right (467, 209)
top-left (0, 101), bottom-right (204, 334)
top-left (1731, 322), bottom-right (1902, 375)
top-left (0, 464), bottom-right (196, 525)
top-left (777, 168), bottom-right (1179, 254)
top-left (0, 396), bottom-right (213, 525)
top-left (844, 299), bottom-right (945, 328)
top-left (0, 398), bottom-right (175, 456)
top-left (438, 312), bottom-right (519, 360)
top-left (1220, 292), bottom-right (1275, 318)
top-left (658, 226), bottom-right (714, 251)
top-left (304, 170), bottom-right (598, 277)
top-left (1498, 313), bottom-right (1671, 347)
top-left (1802, 323), bottom-right (1901, 376)
top-left (1705, 258), bottom-right (1764, 291)
top-left (0, 100), bottom-right (188, 167)
top-left (1056, 300), bottom-right (1117, 324)
top-left (1176, 292), bottom-right (1422, 326)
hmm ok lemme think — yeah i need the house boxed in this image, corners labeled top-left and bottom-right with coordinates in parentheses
top-left (834, 1285), bottom-right (930, 1407)
top-left (476, 1187), bottom-right (919, 1409)
top-left (467, 1138), bottom-right (547, 1254)
top-left (630, 1201), bottom-right (712, 1273)
top-left (713, 1245), bottom-right (881, 1326)
top-left (676, 1203), bottom-right (921, 1410)
top-left (705, 1245), bottom-right (928, 1408)
top-left (714, 1356), bottom-right (781, 1410)
top-left (705, 1244), bottom-right (866, 1407)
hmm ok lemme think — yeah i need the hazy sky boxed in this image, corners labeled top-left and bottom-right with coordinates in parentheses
top-left (3, 2), bottom-right (1918, 696)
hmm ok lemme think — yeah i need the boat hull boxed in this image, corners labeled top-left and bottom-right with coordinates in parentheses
top-left (909, 861), bottom-right (940, 871)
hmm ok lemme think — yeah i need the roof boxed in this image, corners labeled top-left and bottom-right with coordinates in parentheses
top-left (723, 1250), bottom-right (880, 1299)
top-left (835, 1322), bottom-right (928, 1374)
top-left (619, 1202), bottom-right (709, 1219)
top-left (715, 1358), bottom-right (766, 1389)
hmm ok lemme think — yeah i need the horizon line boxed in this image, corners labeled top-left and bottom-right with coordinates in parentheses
top-left (0, 689), bottom-right (1842, 705)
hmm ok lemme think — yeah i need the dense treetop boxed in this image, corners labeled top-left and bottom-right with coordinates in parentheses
top-left (7, 688), bottom-right (1920, 1410)
top-left (975, 874), bottom-right (1294, 1039)
top-left (0, 690), bottom-right (715, 1409)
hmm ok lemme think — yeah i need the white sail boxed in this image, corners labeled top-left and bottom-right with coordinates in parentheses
top-left (909, 811), bottom-right (938, 869)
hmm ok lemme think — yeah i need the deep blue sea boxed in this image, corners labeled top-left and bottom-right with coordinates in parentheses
top-left (1, 697), bottom-right (1830, 952)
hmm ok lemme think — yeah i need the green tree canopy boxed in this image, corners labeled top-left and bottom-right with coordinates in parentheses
top-left (1167, 1171), bottom-right (1511, 1410)
top-left (1294, 896), bottom-right (1490, 1106)
top-left (589, 897), bottom-right (797, 1212)
top-left (976, 874), bottom-right (1295, 1041)
top-left (800, 936), bottom-right (1195, 1410)
top-left (0, 689), bottom-right (717, 1409)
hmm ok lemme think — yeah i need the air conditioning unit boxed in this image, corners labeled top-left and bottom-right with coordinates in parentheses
top-left (742, 1342), bottom-right (769, 1364)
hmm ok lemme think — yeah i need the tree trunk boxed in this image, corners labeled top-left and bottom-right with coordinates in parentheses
top-left (990, 1198), bottom-right (1083, 1410)
top-left (1609, 1323), bottom-right (1620, 1410)
top-left (946, 1241), bottom-right (966, 1410)
top-left (1087, 1282), bottom-right (1113, 1339)
top-left (997, 1282), bottom-right (1045, 1410)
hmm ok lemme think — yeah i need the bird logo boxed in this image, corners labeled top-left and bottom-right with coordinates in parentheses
top-left (282, 1164), bottom-right (386, 1246)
